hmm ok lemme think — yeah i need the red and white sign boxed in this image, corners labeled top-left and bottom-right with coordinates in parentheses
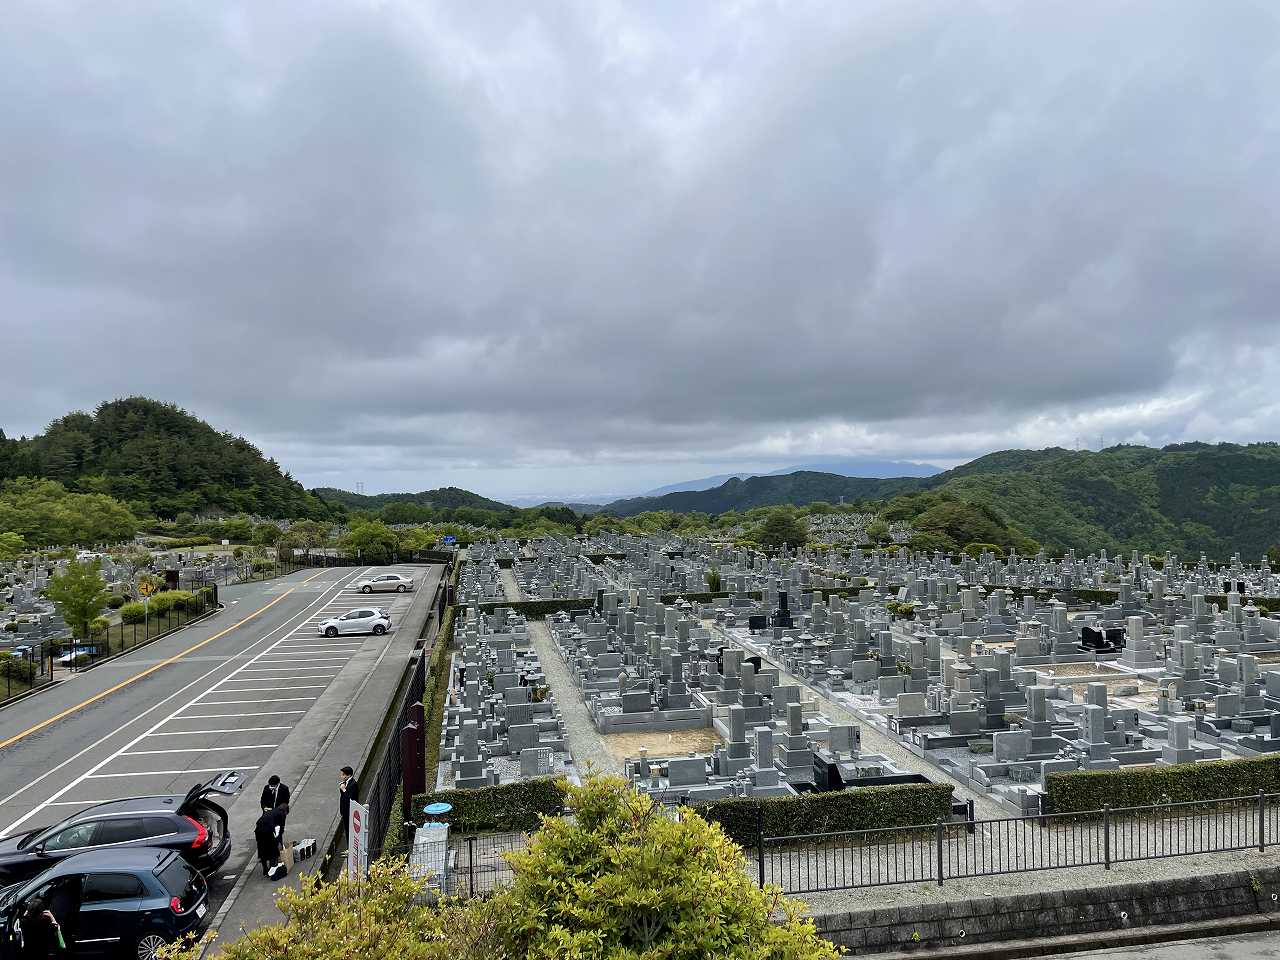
top-left (346, 801), bottom-right (369, 880)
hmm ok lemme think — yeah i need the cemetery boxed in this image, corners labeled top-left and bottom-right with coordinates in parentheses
top-left (428, 539), bottom-right (1280, 821)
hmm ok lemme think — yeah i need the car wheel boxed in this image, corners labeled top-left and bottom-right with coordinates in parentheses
top-left (373, 624), bottom-right (387, 635)
top-left (136, 933), bottom-right (170, 960)
top-left (397, 584), bottom-right (406, 593)
top-left (361, 585), bottom-right (372, 594)
top-left (325, 626), bottom-right (339, 638)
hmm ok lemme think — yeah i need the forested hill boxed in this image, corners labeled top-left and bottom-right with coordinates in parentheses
top-left (605, 471), bottom-right (924, 517)
top-left (312, 487), bottom-right (512, 513)
top-left (605, 444), bottom-right (1280, 558)
top-left (0, 398), bottom-right (330, 520)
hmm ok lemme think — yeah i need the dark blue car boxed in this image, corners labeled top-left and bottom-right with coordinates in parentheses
top-left (0, 848), bottom-right (207, 959)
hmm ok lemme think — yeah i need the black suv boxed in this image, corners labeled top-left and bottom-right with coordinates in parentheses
top-left (0, 779), bottom-right (235, 887)
top-left (0, 848), bottom-right (208, 959)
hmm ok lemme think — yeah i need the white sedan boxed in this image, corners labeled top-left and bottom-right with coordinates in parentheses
top-left (318, 607), bottom-right (391, 637)
top-left (356, 573), bottom-right (415, 594)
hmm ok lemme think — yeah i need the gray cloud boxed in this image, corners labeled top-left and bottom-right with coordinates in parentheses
top-left (3, 1), bottom-right (1280, 499)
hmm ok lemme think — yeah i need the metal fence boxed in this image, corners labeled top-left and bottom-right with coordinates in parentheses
top-left (760, 793), bottom-right (1280, 894)
top-left (363, 650), bottom-right (428, 862)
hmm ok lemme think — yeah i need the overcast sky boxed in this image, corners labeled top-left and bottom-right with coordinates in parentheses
top-left (3, 1), bottom-right (1279, 502)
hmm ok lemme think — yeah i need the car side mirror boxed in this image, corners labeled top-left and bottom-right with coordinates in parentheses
top-left (33, 843), bottom-right (47, 856)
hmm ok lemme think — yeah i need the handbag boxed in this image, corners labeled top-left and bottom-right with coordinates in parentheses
top-left (282, 839), bottom-right (295, 869)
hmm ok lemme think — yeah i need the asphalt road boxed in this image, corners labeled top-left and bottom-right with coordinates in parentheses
top-left (0, 563), bottom-right (440, 908)
top-left (1058, 931), bottom-right (1280, 958)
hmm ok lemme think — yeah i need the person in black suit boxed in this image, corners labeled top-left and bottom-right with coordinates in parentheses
top-left (261, 775), bottom-right (291, 823)
top-left (255, 804), bottom-right (289, 877)
top-left (338, 766), bottom-right (359, 839)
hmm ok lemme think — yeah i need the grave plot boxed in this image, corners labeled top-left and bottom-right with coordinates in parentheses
top-left (438, 606), bottom-right (576, 789)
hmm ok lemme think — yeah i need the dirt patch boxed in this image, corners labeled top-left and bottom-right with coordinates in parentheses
top-left (1040, 663), bottom-right (1127, 678)
top-left (600, 728), bottom-right (723, 762)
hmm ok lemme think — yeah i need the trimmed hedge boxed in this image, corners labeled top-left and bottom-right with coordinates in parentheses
top-left (422, 605), bottom-right (456, 784)
top-left (1046, 755), bottom-right (1280, 813)
top-left (411, 776), bottom-right (566, 833)
top-left (660, 591), bottom-right (764, 605)
top-left (478, 598), bottom-right (594, 620)
top-left (119, 602), bottom-right (147, 625)
top-left (698, 783), bottom-right (955, 845)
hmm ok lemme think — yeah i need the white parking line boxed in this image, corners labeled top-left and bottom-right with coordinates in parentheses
top-left (219, 673), bottom-right (339, 682)
top-left (145, 727), bottom-right (292, 736)
top-left (121, 745), bottom-right (279, 755)
top-left (182, 697), bottom-right (318, 706)
top-left (173, 711), bottom-right (308, 719)
top-left (243, 659), bottom-right (352, 667)
top-left (87, 766), bottom-right (261, 779)
top-left (201, 684), bottom-right (330, 693)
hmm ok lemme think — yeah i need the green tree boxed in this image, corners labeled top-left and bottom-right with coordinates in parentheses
top-left (752, 508), bottom-right (809, 550)
top-left (499, 776), bottom-right (837, 959)
top-left (0, 531), bottom-right (24, 561)
top-left (339, 520), bottom-right (400, 563)
top-left (705, 568), bottom-right (722, 592)
top-left (45, 560), bottom-right (110, 641)
top-left (864, 519), bottom-right (890, 544)
top-left (1268, 545), bottom-right (1280, 567)
top-left (252, 523), bottom-right (281, 547)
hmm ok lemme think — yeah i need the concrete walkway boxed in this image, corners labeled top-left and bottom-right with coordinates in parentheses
top-left (527, 620), bottom-right (623, 776)
top-left (500, 567), bottom-right (523, 603)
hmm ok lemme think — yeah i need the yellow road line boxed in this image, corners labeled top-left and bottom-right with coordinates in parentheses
top-left (0, 569), bottom-right (329, 751)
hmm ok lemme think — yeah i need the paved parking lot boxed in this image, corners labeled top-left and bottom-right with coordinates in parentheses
top-left (1, 567), bottom-right (421, 833)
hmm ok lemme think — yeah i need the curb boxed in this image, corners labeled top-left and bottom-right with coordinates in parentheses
top-left (860, 912), bottom-right (1280, 959)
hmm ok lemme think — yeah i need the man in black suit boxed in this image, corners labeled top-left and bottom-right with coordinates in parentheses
top-left (338, 766), bottom-right (359, 840)
top-left (261, 775), bottom-right (291, 819)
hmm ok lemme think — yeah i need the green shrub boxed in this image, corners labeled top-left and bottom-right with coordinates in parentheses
top-left (119, 602), bottom-right (147, 625)
top-left (147, 589), bottom-right (194, 616)
top-left (0, 654), bottom-right (35, 684)
top-left (250, 558), bottom-right (276, 573)
top-left (89, 616), bottom-right (110, 637)
top-left (422, 605), bottom-right (457, 784)
top-left (106, 595), bottom-right (125, 610)
top-left (411, 777), bottom-right (566, 833)
top-left (1, 622), bottom-right (16, 633)
top-left (699, 783), bottom-right (955, 844)
top-left (1047, 756), bottom-right (1280, 813)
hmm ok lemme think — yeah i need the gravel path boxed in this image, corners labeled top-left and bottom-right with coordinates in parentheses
top-left (527, 620), bottom-right (623, 776)
top-left (500, 568), bottom-right (523, 602)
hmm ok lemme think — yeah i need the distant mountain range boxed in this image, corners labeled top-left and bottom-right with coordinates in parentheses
top-left (605, 443), bottom-right (1280, 558)
top-left (640, 457), bottom-right (940, 497)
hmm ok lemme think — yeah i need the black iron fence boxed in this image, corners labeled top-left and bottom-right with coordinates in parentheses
top-left (760, 792), bottom-right (1280, 893)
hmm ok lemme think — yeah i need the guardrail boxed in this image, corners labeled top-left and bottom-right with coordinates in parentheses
top-left (759, 792), bottom-right (1280, 893)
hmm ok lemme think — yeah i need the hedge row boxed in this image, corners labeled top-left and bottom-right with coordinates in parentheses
top-left (698, 783), bottom-right (955, 845)
top-left (659, 590), bottom-right (764, 605)
top-left (477, 598), bottom-right (594, 620)
top-left (422, 605), bottom-right (457, 785)
top-left (1046, 755), bottom-right (1280, 813)
top-left (411, 776), bottom-right (566, 833)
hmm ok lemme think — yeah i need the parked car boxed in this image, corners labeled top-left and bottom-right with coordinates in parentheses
top-left (317, 608), bottom-right (391, 638)
top-left (0, 780), bottom-right (235, 887)
top-left (0, 847), bottom-right (208, 959)
top-left (356, 573), bottom-right (414, 594)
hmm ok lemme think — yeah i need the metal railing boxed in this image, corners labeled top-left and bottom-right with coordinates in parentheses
top-left (760, 793), bottom-right (1280, 894)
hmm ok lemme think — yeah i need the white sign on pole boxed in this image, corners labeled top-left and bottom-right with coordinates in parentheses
top-left (347, 801), bottom-right (369, 880)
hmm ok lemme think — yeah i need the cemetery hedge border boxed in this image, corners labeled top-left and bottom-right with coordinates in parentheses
top-left (411, 776), bottom-right (566, 833)
top-left (422, 604), bottom-right (456, 784)
top-left (1046, 755), bottom-right (1280, 813)
top-left (478, 598), bottom-right (595, 619)
top-left (698, 783), bottom-right (955, 845)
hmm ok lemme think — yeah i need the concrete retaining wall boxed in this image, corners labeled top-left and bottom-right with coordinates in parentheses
top-left (812, 865), bottom-right (1280, 954)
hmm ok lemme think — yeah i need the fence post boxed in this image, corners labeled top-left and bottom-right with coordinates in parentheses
top-left (935, 818), bottom-right (945, 887)
top-left (1103, 806), bottom-right (1111, 870)
top-left (967, 799), bottom-right (976, 835)
top-left (1260, 791), bottom-right (1267, 852)
top-left (467, 836), bottom-right (476, 897)
top-left (756, 804), bottom-right (765, 888)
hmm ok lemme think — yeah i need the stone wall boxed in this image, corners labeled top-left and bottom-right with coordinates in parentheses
top-left (812, 865), bottom-right (1280, 953)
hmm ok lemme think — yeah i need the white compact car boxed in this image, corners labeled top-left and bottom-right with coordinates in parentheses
top-left (356, 573), bottom-right (415, 594)
top-left (318, 607), bottom-right (391, 637)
